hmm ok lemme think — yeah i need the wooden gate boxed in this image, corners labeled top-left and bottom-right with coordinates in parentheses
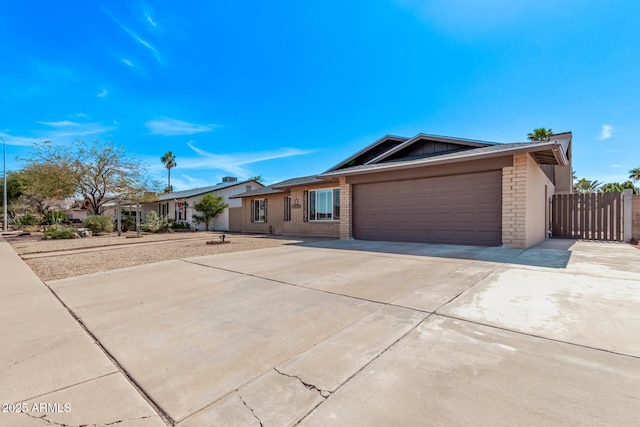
top-left (551, 193), bottom-right (623, 240)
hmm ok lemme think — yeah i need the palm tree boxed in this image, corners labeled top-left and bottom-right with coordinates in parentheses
top-left (527, 128), bottom-right (554, 142)
top-left (629, 167), bottom-right (640, 182)
top-left (601, 181), bottom-right (639, 194)
top-left (573, 178), bottom-right (601, 194)
top-left (161, 151), bottom-right (177, 193)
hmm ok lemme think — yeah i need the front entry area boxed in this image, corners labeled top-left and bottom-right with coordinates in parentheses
top-left (352, 170), bottom-right (502, 246)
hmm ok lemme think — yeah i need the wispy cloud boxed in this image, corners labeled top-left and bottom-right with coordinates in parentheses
top-left (103, 8), bottom-right (162, 64)
top-left (146, 117), bottom-right (217, 136)
top-left (97, 89), bottom-right (108, 98)
top-left (170, 175), bottom-right (213, 191)
top-left (0, 132), bottom-right (40, 147)
top-left (183, 141), bottom-right (313, 176)
top-left (121, 58), bottom-right (135, 68)
top-left (145, 13), bottom-right (157, 27)
top-left (1, 120), bottom-right (117, 147)
top-left (599, 124), bottom-right (614, 140)
top-left (38, 120), bottom-right (82, 127)
top-left (141, 141), bottom-right (313, 185)
top-left (610, 164), bottom-right (622, 168)
top-left (36, 120), bottom-right (117, 138)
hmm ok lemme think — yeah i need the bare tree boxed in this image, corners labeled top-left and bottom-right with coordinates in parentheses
top-left (23, 140), bottom-right (154, 215)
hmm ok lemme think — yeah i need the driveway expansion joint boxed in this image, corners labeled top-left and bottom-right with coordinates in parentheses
top-left (435, 313), bottom-right (640, 361)
top-left (22, 411), bottom-right (159, 426)
top-left (181, 259), bottom-right (389, 306)
top-left (41, 282), bottom-right (176, 427)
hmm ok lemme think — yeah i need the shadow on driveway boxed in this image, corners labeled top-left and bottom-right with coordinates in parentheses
top-left (283, 237), bottom-right (575, 269)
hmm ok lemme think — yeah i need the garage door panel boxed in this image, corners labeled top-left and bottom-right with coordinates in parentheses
top-left (353, 171), bottom-right (502, 246)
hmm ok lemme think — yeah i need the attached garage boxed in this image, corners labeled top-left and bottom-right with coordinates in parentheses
top-left (352, 171), bottom-right (502, 246)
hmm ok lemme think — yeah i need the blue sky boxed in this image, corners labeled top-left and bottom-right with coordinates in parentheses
top-left (1, 1), bottom-right (639, 190)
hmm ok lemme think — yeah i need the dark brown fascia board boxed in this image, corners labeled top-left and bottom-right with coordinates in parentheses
top-left (229, 188), bottom-right (286, 199)
top-left (271, 178), bottom-right (339, 191)
top-left (319, 141), bottom-right (568, 178)
top-left (364, 133), bottom-right (499, 166)
top-left (323, 134), bottom-right (409, 173)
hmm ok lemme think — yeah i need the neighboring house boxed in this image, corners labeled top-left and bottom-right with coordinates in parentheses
top-left (232, 132), bottom-right (573, 249)
top-left (63, 199), bottom-right (89, 222)
top-left (144, 177), bottom-right (263, 231)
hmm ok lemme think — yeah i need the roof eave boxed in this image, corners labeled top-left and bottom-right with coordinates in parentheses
top-left (364, 133), bottom-right (499, 166)
top-left (323, 134), bottom-right (408, 173)
top-left (318, 142), bottom-right (565, 178)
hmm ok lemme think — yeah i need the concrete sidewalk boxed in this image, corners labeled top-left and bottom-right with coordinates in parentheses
top-left (0, 238), bottom-right (166, 427)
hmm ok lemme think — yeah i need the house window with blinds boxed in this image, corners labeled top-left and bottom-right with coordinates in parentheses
top-left (308, 188), bottom-right (340, 221)
top-left (250, 199), bottom-right (267, 223)
top-left (284, 197), bottom-right (292, 222)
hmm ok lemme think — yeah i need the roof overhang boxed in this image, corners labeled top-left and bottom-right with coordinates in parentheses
top-left (324, 135), bottom-right (409, 173)
top-left (364, 133), bottom-right (498, 165)
top-left (319, 141), bottom-right (568, 179)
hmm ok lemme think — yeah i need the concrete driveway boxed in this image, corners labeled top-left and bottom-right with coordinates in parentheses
top-left (45, 238), bottom-right (640, 426)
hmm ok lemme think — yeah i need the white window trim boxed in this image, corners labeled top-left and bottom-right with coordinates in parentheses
top-left (253, 198), bottom-right (266, 223)
top-left (309, 188), bottom-right (340, 222)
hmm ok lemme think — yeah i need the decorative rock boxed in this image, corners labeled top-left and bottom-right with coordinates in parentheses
top-left (41, 235), bottom-right (53, 240)
top-left (79, 229), bottom-right (92, 238)
top-left (71, 232), bottom-right (80, 239)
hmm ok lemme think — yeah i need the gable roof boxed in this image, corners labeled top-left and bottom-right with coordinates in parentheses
top-left (271, 175), bottom-right (325, 188)
top-left (324, 133), bottom-right (500, 173)
top-left (229, 186), bottom-right (285, 198)
top-left (319, 136), bottom-right (571, 178)
top-left (156, 179), bottom-right (261, 201)
top-left (325, 135), bottom-right (409, 172)
top-left (363, 133), bottom-right (499, 165)
top-left (230, 175), bottom-right (329, 199)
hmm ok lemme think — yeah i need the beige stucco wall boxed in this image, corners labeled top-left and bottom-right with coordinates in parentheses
top-left (633, 195), bottom-right (640, 240)
top-left (525, 154), bottom-right (555, 247)
top-left (502, 153), bottom-right (554, 248)
top-left (240, 182), bottom-right (340, 238)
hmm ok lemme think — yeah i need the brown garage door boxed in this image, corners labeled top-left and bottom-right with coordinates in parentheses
top-left (353, 171), bottom-right (502, 246)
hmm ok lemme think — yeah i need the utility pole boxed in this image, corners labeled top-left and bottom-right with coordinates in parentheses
top-left (2, 137), bottom-right (7, 233)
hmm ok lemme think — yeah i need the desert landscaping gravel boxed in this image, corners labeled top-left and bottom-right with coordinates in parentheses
top-left (7, 232), bottom-right (305, 281)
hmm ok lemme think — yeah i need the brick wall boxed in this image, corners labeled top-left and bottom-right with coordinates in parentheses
top-left (285, 185), bottom-right (340, 237)
top-left (239, 182), bottom-right (340, 238)
top-left (502, 153), bottom-right (527, 247)
top-left (339, 176), bottom-right (352, 239)
top-left (243, 194), bottom-right (284, 234)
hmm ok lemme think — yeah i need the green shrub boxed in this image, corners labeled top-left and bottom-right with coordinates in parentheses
top-left (141, 211), bottom-right (161, 232)
top-left (43, 223), bottom-right (76, 239)
top-left (43, 211), bottom-right (64, 225)
top-left (172, 221), bottom-right (191, 230)
top-left (141, 211), bottom-right (173, 232)
top-left (16, 212), bottom-right (37, 226)
top-left (82, 215), bottom-right (113, 235)
top-left (161, 216), bottom-right (173, 231)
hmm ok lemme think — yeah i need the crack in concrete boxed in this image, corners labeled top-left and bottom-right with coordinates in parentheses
top-left (293, 312), bottom-right (435, 425)
top-left (22, 411), bottom-right (157, 426)
top-left (238, 393), bottom-right (264, 427)
top-left (273, 367), bottom-right (331, 398)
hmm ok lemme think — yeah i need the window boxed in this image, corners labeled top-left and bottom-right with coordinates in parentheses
top-left (309, 188), bottom-right (340, 221)
top-left (252, 199), bottom-right (266, 223)
top-left (284, 197), bottom-right (291, 222)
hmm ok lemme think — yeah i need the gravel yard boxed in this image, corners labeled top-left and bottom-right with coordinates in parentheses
top-left (6, 232), bottom-right (309, 281)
